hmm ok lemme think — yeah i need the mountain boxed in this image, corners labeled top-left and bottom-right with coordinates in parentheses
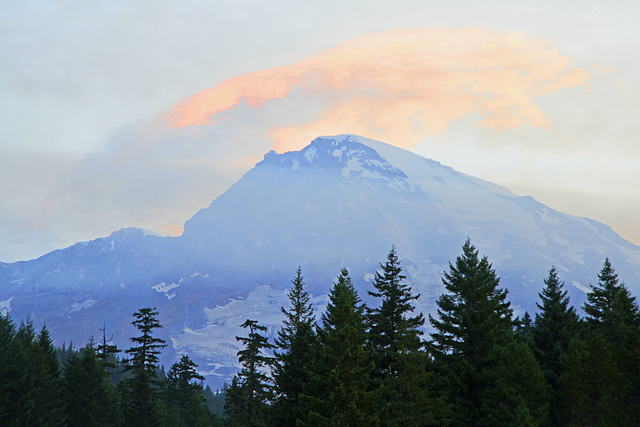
top-left (2, 134), bottom-right (639, 387)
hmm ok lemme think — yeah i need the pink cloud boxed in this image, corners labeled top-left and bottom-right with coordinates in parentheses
top-left (163, 28), bottom-right (590, 151)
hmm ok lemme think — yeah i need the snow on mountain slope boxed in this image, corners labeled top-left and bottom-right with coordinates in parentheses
top-left (1, 134), bottom-right (639, 388)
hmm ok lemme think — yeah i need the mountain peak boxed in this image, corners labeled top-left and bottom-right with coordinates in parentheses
top-left (3, 133), bottom-right (640, 389)
top-left (255, 135), bottom-right (414, 191)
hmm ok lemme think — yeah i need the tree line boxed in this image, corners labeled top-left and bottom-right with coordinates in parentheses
top-left (0, 305), bottom-right (221, 426)
top-left (1, 239), bottom-right (639, 425)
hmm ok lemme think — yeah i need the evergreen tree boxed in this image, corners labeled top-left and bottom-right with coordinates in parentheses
top-left (32, 325), bottom-right (67, 426)
top-left (529, 266), bottom-right (579, 426)
top-left (2, 319), bottom-right (38, 426)
top-left (272, 267), bottom-right (317, 426)
top-left (0, 312), bottom-right (15, 349)
top-left (97, 322), bottom-right (121, 373)
top-left (367, 247), bottom-right (436, 425)
top-left (223, 377), bottom-right (245, 426)
top-left (429, 240), bottom-right (548, 426)
top-left (203, 385), bottom-right (226, 419)
top-left (514, 311), bottom-right (533, 345)
top-left (0, 313), bottom-right (24, 426)
top-left (165, 354), bottom-right (210, 426)
top-left (367, 246), bottom-right (424, 377)
top-left (614, 326), bottom-right (640, 425)
top-left (122, 307), bottom-right (167, 427)
top-left (584, 258), bottom-right (639, 345)
top-left (577, 259), bottom-right (640, 424)
top-left (64, 342), bottom-right (121, 427)
top-left (564, 333), bottom-right (617, 426)
top-left (225, 319), bottom-right (275, 426)
top-left (125, 307), bottom-right (167, 373)
top-left (301, 269), bottom-right (378, 426)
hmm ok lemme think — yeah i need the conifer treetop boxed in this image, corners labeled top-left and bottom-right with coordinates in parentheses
top-left (125, 307), bottom-right (167, 372)
top-left (429, 239), bottom-right (513, 355)
top-left (584, 258), bottom-right (639, 325)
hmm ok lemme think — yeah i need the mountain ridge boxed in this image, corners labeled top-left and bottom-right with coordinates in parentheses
top-left (1, 133), bottom-right (639, 386)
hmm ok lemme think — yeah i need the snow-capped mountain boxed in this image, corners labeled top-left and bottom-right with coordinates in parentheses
top-left (1, 134), bottom-right (639, 387)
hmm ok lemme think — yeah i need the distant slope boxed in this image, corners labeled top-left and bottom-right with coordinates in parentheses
top-left (2, 134), bottom-right (639, 387)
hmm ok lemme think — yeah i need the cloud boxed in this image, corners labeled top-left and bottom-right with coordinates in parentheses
top-left (165, 28), bottom-right (589, 151)
top-left (67, 28), bottom-right (590, 241)
top-left (1, 27), bottom-right (623, 262)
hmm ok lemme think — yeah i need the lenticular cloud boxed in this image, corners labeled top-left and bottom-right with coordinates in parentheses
top-left (164, 28), bottom-right (589, 151)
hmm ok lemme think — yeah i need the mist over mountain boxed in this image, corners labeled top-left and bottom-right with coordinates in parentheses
top-left (1, 134), bottom-right (639, 386)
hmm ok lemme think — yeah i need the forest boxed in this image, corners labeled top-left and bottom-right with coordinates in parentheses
top-left (1, 239), bottom-right (639, 426)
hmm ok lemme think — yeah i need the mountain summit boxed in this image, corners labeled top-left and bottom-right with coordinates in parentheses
top-left (1, 134), bottom-right (639, 385)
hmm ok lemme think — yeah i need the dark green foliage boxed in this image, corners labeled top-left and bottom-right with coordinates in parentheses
top-left (530, 266), bottom-right (579, 425)
top-left (367, 247), bottom-right (437, 425)
top-left (614, 326), bottom-right (640, 425)
top-left (566, 260), bottom-right (640, 425)
top-left (224, 319), bottom-right (275, 426)
top-left (125, 307), bottom-right (167, 373)
top-left (564, 333), bottom-right (617, 426)
top-left (300, 269), bottom-right (378, 426)
top-left (514, 311), bottom-right (533, 345)
top-left (97, 322), bottom-right (122, 373)
top-left (10, 319), bottom-right (38, 426)
top-left (584, 258), bottom-right (639, 345)
top-left (165, 354), bottom-right (210, 426)
top-left (367, 247), bottom-right (424, 377)
top-left (122, 307), bottom-right (168, 427)
top-left (429, 240), bottom-right (548, 426)
top-left (0, 319), bottom-right (67, 426)
top-left (272, 267), bottom-right (317, 426)
top-left (203, 385), bottom-right (226, 418)
top-left (0, 313), bottom-right (26, 426)
top-left (57, 342), bottom-right (78, 372)
top-left (121, 368), bottom-right (166, 427)
top-left (32, 326), bottom-right (67, 426)
top-left (64, 342), bottom-right (121, 427)
top-left (223, 377), bottom-right (245, 426)
top-left (3, 250), bottom-right (640, 426)
top-left (0, 312), bottom-right (15, 347)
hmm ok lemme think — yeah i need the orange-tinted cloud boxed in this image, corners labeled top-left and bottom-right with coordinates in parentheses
top-left (164, 28), bottom-right (589, 151)
top-left (591, 64), bottom-right (612, 74)
top-left (162, 224), bottom-right (183, 236)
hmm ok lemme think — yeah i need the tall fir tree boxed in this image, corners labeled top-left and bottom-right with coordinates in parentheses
top-left (0, 313), bottom-right (24, 426)
top-left (64, 342), bottom-right (121, 427)
top-left (223, 376), bottom-right (245, 425)
top-left (300, 269), bottom-right (378, 426)
top-left (32, 325), bottom-right (67, 426)
top-left (514, 311), bottom-right (534, 346)
top-left (584, 258), bottom-right (639, 345)
top-left (572, 259), bottom-right (640, 424)
top-left (367, 246), bottom-right (424, 377)
top-left (429, 240), bottom-right (548, 426)
top-left (122, 307), bottom-right (167, 427)
top-left (614, 325), bottom-right (640, 425)
top-left (125, 307), bottom-right (167, 373)
top-left (225, 319), bottom-right (275, 426)
top-left (165, 354), bottom-right (210, 426)
top-left (272, 267), bottom-right (317, 426)
top-left (563, 333), bottom-right (617, 426)
top-left (4, 319), bottom-right (38, 426)
top-left (530, 266), bottom-right (579, 425)
top-left (367, 247), bottom-right (437, 425)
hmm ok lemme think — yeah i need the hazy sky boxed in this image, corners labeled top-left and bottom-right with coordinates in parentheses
top-left (1, 0), bottom-right (638, 262)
